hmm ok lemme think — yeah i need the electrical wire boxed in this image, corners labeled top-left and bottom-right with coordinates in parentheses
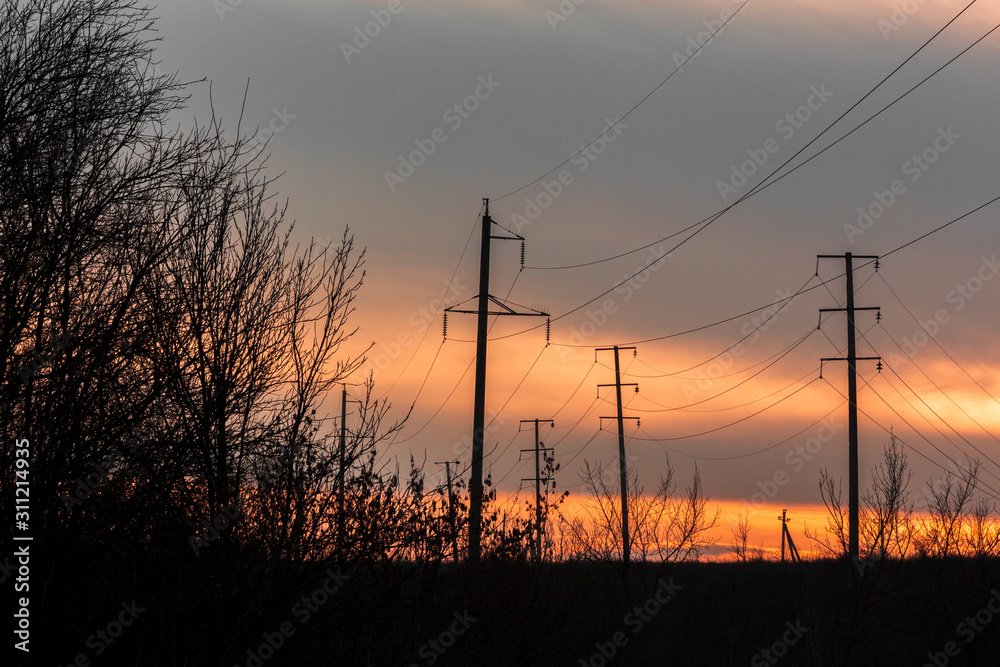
top-left (821, 375), bottom-right (1000, 504)
top-left (878, 272), bottom-right (1000, 408)
top-left (376, 202), bottom-right (483, 400)
top-left (637, 397), bottom-right (846, 462)
top-left (877, 322), bottom-right (1000, 446)
top-left (617, 326), bottom-right (817, 412)
top-left (630, 375), bottom-right (820, 441)
top-left (850, 328), bottom-right (1000, 472)
top-left (522, 3), bottom-right (988, 272)
top-left (493, 1), bottom-right (752, 203)
top-left (632, 364), bottom-right (818, 414)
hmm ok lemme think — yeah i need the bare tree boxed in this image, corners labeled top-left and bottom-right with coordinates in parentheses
top-left (913, 459), bottom-right (981, 558)
top-left (561, 456), bottom-right (718, 563)
top-left (806, 465), bottom-right (849, 558)
top-left (965, 497), bottom-right (1000, 558)
top-left (729, 508), bottom-right (766, 562)
top-left (860, 433), bottom-right (914, 561)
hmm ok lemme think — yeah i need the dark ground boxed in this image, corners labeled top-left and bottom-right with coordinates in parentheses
top-left (20, 549), bottom-right (1000, 667)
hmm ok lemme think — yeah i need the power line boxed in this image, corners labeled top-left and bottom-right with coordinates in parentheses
top-left (376, 202), bottom-right (483, 400)
top-left (876, 366), bottom-right (1000, 482)
top-left (878, 272), bottom-right (1000, 408)
top-left (386, 265), bottom-right (527, 449)
top-left (629, 315), bottom-right (826, 382)
top-left (638, 397), bottom-right (846, 462)
top-left (821, 375), bottom-right (1000, 504)
top-left (551, 362), bottom-right (597, 420)
top-left (493, 1), bottom-right (752, 203)
top-left (877, 321), bottom-right (1000, 445)
top-left (620, 274), bottom-right (817, 377)
top-left (631, 374), bottom-right (821, 442)
top-left (521, 2), bottom-right (988, 272)
top-left (631, 364), bottom-right (818, 414)
top-left (851, 328), bottom-right (1000, 472)
top-left (619, 327), bottom-right (817, 412)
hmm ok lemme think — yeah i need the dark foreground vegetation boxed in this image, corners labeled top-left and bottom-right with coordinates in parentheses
top-left (27, 552), bottom-right (1000, 666)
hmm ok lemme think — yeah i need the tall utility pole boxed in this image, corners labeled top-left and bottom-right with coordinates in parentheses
top-left (520, 419), bottom-right (554, 563)
top-left (597, 345), bottom-right (639, 570)
top-left (778, 509), bottom-right (802, 562)
top-left (445, 199), bottom-right (548, 563)
top-left (435, 460), bottom-right (461, 560)
top-left (818, 253), bottom-right (881, 567)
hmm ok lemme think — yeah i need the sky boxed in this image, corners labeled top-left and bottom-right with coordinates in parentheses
top-left (152, 0), bottom-right (1000, 555)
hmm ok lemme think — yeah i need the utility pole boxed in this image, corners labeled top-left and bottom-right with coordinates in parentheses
top-left (520, 419), bottom-right (554, 563)
top-left (597, 345), bottom-right (639, 570)
top-left (818, 252), bottom-right (881, 568)
top-left (435, 460), bottom-right (461, 560)
top-left (338, 385), bottom-right (347, 555)
top-left (778, 509), bottom-right (801, 562)
top-left (445, 198), bottom-right (548, 563)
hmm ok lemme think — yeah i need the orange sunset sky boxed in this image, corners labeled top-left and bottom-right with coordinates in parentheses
top-left (151, 0), bottom-right (1000, 557)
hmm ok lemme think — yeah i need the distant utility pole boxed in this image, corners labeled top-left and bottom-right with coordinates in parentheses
top-left (445, 198), bottom-right (549, 563)
top-left (778, 509), bottom-right (802, 562)
top-left (597, 345), bottom-right (639, 570)
top-left (435, 460), bottom-right (461, 560)
top-left (337, 385), bottom-right (363, 557)
top-left (338, 385), bottom-right (347, 555)
top-left (818, 252), bottom-right (881, 568)
top-left (520, 418), bottom-right (555, 563)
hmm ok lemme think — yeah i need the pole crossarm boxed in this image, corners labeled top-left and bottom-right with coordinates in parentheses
top-left (598, 382), bottom-right (638, 397)
top-left (446, 295), bottom-right (548, 317)
top-left (820, 356), bottom-right (882, 378)
top-left (600, 416), bottom-right (640, 427)
top-left (817, 254), bottom-right (880, 259)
